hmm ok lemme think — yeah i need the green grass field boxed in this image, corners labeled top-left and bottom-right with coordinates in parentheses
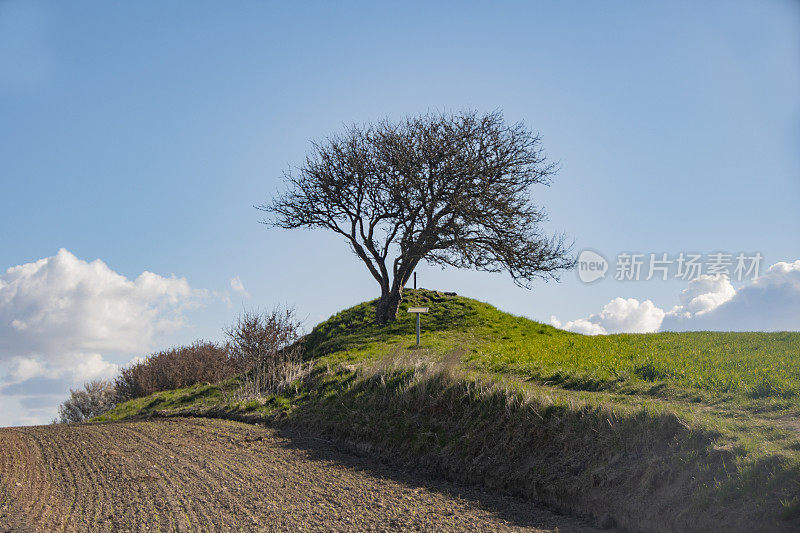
top-left (306, 289), bottom-right (800, 411)
top-left (310, 291), bottom-right (800, 392)
top-left (98, 289), bottom-right (800, 530)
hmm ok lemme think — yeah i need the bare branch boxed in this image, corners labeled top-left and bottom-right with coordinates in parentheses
top-left (258, 110), bottom-right (575, 322)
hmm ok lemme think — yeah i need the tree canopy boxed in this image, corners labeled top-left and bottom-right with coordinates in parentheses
top-left (260, 110), bottom-right (574, 322)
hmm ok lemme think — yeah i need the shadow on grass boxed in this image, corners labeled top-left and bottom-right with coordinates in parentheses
top-left (278, 368), bottom-right (800, 533)
top-left (271, 424), bottom-right (591, 531)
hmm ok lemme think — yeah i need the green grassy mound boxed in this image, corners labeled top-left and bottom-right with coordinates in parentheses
top-left (98, 289), bottom-right (800, 531)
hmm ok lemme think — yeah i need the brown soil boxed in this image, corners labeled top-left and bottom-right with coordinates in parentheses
top-left (0, 417), bottom-right (599, 532)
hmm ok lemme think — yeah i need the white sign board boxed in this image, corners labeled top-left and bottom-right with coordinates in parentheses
top-left (407, 307), bottom-right (429, 313)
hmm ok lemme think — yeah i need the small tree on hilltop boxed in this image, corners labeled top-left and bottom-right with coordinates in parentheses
top-left (260, 110), bottom-right (574, 323)
top-left (57, 380), bottom-right (116, 423)
top-left (226, 308), bottom-right (305, 397)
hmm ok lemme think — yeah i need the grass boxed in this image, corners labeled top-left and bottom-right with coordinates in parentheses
top-left (97, 289), bottom-right (800, 531)
top-left (308, 290), bottom-right (800, 403)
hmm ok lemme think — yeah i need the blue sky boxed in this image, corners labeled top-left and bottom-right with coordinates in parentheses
top-left (1, 1), bottom-right (799, 425)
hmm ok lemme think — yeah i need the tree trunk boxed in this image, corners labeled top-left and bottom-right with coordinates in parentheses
top-left (375, 287), bottom-right (403, 324)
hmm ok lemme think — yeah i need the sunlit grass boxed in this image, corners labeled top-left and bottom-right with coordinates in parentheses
top-left (305, 289), bottom-right (800, 409)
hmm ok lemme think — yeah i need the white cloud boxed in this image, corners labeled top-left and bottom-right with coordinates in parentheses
top-left (675, 275), bottom-right (736, 315)
top-left (230, 276), bottom-right (249, 298)
top-left (662, 260), bottom-right (800, 331)
top-left (552, 260), bottom-right (800, 335)
top-left (2, 353), bottom-right (118, 388)
top-left (6, 356), bottom-right (46, 382)
top-left (0, 249), bottom-right (201, 356)
top-left (550, 315), bottom-right (608, 335)
top-left (550, 298), bottom-right (665, 335)
top-left (0, 249), bottom-right (205, 426)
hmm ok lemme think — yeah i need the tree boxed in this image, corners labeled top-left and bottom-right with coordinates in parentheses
top-left (260, 110), bottom-right (574, 323)
top-left (57, 380), bottom-right (116, 423)
top-left (225, 308), bottom-right (305, 397)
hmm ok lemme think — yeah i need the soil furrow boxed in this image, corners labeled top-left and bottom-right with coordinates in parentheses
top-left (27, 427), bottom-right (75, 530)
top-left (67, 424), bottom-right (168, 531)
top-left (130, 419), bottom-right (270, 527)
top-left (102, 424), bottom-right (214, 531)
top-left (0, 418), bottom-right (598, 532)
top-left (110, 422), bottom-right (242, 530)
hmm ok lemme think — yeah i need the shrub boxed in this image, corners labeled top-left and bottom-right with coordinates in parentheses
top-left (225, 308), bottom-right (306, 398)
top-left (115, 341), bottom-right (235, 401)
top-left (58, 380), bottom-right (117, 423)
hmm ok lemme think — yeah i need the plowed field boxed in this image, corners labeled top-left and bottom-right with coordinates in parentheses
top-left (0, 417), bottom-right (596, 532)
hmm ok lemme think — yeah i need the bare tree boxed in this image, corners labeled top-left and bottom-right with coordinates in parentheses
top-left (57, 380), bottom-right (116, 423)
top-left (260, 110), bottom-right (574, 323)
top-left (226, 308), bottom-right (305, 397)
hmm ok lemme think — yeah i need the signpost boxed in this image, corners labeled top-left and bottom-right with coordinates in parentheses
top-left (407, 307), bottom-right (429, 346)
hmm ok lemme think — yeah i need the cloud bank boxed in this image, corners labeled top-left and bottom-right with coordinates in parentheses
top-left (551, 260), bottom-right (800, 335)
top-left (0, 249), bottom-right (204, 425)
top-left (551, 297), bottom-right (665, 335)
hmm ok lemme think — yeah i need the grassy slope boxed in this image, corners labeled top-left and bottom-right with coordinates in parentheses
top-left (98, 289), bottom-right (800, 531)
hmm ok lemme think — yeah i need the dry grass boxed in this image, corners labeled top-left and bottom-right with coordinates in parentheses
top-left (290, 360), bottom-right (791, 531)
top-left (226, 308), bottom-right (311, 399)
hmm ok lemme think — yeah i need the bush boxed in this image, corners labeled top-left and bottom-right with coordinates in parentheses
top-left (226, 308), bottom-right (306, 398)
top-left (115, 341), bottom-right (235, 401)
top-left (58, 380), bottom-right (117, 423)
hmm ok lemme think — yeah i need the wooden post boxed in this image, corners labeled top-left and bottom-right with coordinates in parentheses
top-left (406, 307), bottom-right (429, 346)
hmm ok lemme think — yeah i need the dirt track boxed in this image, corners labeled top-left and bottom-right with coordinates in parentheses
top-left (0, 417), bottom-right (597, 532)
